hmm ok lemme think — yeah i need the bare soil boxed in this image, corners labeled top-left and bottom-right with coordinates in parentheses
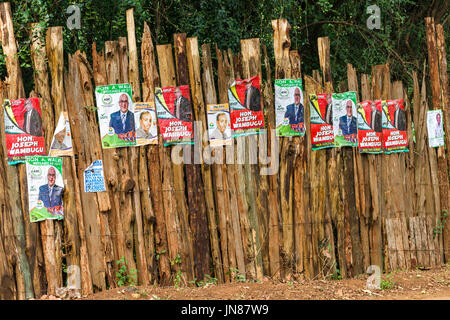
top-left (76, 264), bottom-right (449, 300)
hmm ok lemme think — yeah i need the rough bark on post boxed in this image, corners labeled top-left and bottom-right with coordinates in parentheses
top-left (30, 23), bottom-right (62, 296)
top-left (240, 38), bottom-right (264, 281)
top-left (174, 33), bottom-right (210, 282)
top-left (0, 1), bottom-right (34, 299)
top-left (216, 46), bottom-right (247, 278)
top-left (201, 43), bottom-right (228, 282)
top-left (125, 13), bottom-right (150, 286)
top-left (425, 18), bottom-right (450, 262)
top-left (141, 22), bottom-right (171, 285)
top-left (187, 39), bottom-right (223, 282)
top-left (156, 43), bottom-right (193, 284)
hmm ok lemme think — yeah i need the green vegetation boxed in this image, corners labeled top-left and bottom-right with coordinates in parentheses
top-left (116, 256), bottom-right (137, 287)
top-left (1, 1), bottom-right (448, 96)
top-left (433, 210), bottom-right (448, 239)
top-left (380, 273), bottom-right (396, 290)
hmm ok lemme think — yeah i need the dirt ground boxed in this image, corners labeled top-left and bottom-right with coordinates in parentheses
top-left (73, 264), bottom-right (450, 300)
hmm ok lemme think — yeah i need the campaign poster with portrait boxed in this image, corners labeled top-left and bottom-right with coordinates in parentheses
top-left (134, 102), bottom-right (158, 146)
top-left (275, 79), bottom-right (305, 137)
top-left (207, 103), bottom-right (232, 146)
top-left (382, 99), bottom-right (409, 153)
top-left (95, 83), bottom-right (136, 149)
top-left (427, 109), bottom-right (445, 148)
top-left (357, 100), bottom-right (383, 154)
top-left (26, 156), bottom-right (64, 223)
top-left (154, 85), bottom-right (193, 146)
top-left (49, 112), bottom-right (73, 157)
top-left (228, 75), bottom-right (265, 137)
top-left (3, 98), bottom-right (45, 165)
top-left (309, 93), bottom-right (335, 150)
top-left (332, 91), bottom-right (358, 147)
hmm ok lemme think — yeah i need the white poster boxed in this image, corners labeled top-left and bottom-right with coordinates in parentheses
top-left (427, 109), bottom-right (445, 147)
top-left (49, 112), bottom-right (73, 156)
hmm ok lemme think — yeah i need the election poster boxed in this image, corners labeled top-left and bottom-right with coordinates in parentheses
top-left (95, 83), bottom-right (136, 149)
top-left (427, 109), bottom-right (445, 148)
top-left (275, 79), bottom-right (305, 137)
top-left (309, 93), bottom-right (334, 150)
top-left (357, 100), bottom-right (383, 153)
top-left (332, 91), bottom-right (358, 147)
top-left (228, 75), bottom-right (265, 137)
top-left (26, 156), bottom-right (64, 223)
top-left (49, 112), bottom-right (74, 157)
top-left (155, 85), bottom-right (194, 146)
top-left (3, 98), bottom-right (45, 165)
top-left (382, 99), bottom-right (409, 153)
top-left (207, 103), bottom-right (232, 146)
top-left (84, 160), bottom-right (106, 193)
top-left (134, 102), bottom-right (158, 146)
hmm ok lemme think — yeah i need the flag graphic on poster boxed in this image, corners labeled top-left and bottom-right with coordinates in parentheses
top-left (49, 112), bottom-right (73, 157)
top-left (84, 160), bottom-right (106, 193)
top-left (155, 85), bottom-right (194, 146)
top-left (275, 79), bottom-right (305, 137)
top-left (332, 91), bottom-right (358, 147)
top-left (427, 109), bottom-right (445, 148)
top-left (26, 156), bottom-right (64, 223)
top-left (309, 93), bottom-right (335, 150)
top-left (3, 98), bottom-right (45, 165)
top-left (382, 99), bottom-right (408, 153)
top-left (207, 103), bottom-right (232, 146)
top-left (357, 100), bottom-right (383, 154)
top-left (95, 83), bottom-right (136, 149)
top-left (228, 75), bottom-right (265, 137)
top-left (134, 102), bottom-right (158, 146)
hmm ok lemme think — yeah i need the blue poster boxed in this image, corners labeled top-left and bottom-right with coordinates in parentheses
top-left (84, 160), bottom-right (106, 192)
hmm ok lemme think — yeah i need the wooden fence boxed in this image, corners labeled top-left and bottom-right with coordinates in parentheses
top-left (0, 3), bottom-right (448, 299)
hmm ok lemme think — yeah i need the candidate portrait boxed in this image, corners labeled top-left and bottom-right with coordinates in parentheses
top-left (243, 79), bottom-right (261, 112)
top-left (173, 86), bottom-right (192, 122)
top-left (339, 100), bottom-right (357, 136)
top-left (284, 87), bottom-right (304, 132)
top-left (38, 166), bottom-right (63, 211)
top-left (136, 111), bottom-right (156, 139)
top-left (109, 93), bottom-right (135, 139)
top-left (22, 99), bottom-right (43, 137)
top-left (209, 112), bottom-right (231, 140)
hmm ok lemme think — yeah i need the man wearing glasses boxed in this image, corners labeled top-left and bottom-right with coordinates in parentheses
top-left (339, 100), bottom-right (357, 137)
top-left (284, 87), bottom-right (304, 132)
top-left (38, 166), bottom-right (63, 214)
top-left (109, 93), bottom-right (135, 140)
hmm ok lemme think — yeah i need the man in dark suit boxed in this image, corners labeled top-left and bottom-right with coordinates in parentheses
top-left (339, 100), bottom-right (357, 136)
top-left (284, 87), bottom-right (304, 131)
top-left (370, 101), bottom-right (382, 132)
top-left (173, 86), bottom-right (192, 122)
top-left (243, 79), bottom-right (261, 112)
top-left (393, 101), bottom-right (406, 131)
top-left (324, 93), bottom-right (333, 125)
top-left (109, 93), bottom-right (135, 139)
top-left (22, 99), bottom-right (43, 136)
top-left (38, 166), bottom-right (63, 210)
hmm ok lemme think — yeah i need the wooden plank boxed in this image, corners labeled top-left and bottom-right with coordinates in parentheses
top-left (200, 43), bottom-right (227, 282)
top-left (125, 10), bottom-right (149, 286)
top-left (0, 2), bottom-right (35, 299)
top-left (141, 23), bottom-right (171, 285)
top-left (272, 20), bottom-right (294, 279)
top-left (66, 53), bottom-right (108, 291)
top-left (156, 43), bottom-right (192, 285)
top-left (240, 38), bottom-right (264, 281)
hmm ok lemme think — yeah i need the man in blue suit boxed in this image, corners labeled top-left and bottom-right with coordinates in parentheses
top-left (284, 87), bottom-right (304, 132)
top-left (109, 93), bottom-right (135, 141)
top-left (38, 166), bottom-right (63, 212)
top-left (339, 100), bottom-right (357, 136)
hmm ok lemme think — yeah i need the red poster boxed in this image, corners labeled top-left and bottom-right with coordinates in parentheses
top-left (309, 93), bottom-right (334, 150)
top-left (228, 75), bottom-right (265, 136)
top-left (357, 100), bottom-right (383, 153)
top-left (382, 99), bottom-right (408, 153)
top-left (155, 85), bottom-right (194, 146)
top-left (3, 98), bottom-right (45, 164)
